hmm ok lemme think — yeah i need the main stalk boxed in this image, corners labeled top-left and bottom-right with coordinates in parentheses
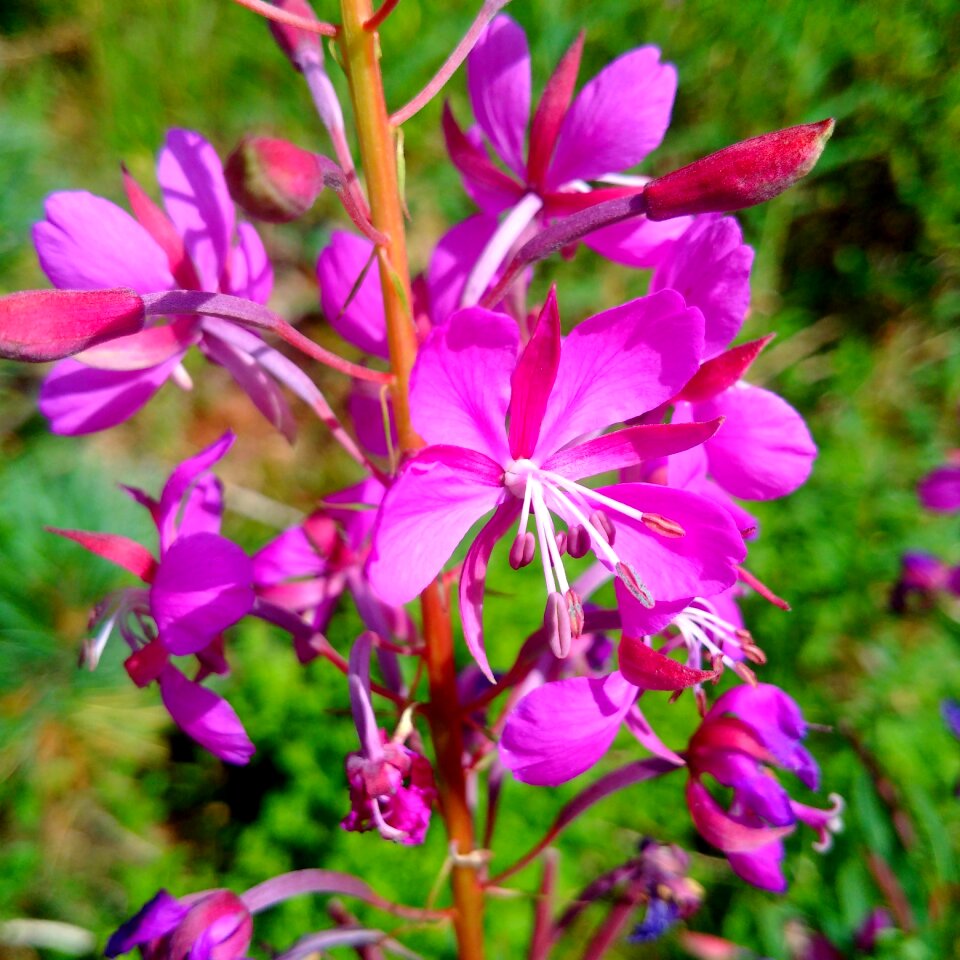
top-left (337, 5), bottom-right (486, 957)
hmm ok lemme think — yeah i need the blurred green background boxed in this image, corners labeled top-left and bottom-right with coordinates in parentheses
top-left (1, 0), bottom-right (959, 957)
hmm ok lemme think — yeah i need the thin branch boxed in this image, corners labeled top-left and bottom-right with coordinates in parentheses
top-left (231, 0), bottom-right (338, 36)
top-left (364, 0), bottom-right (401, 32)
top-left (389, 0), bottom-right (511, 126)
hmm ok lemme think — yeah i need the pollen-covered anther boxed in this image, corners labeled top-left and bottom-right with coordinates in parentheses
top-left (543, 591), bottom-right (573, 658)
top-left (732, 661), bottom-right (758, 686)
top-left (641, 512), bottom-right (686, 538)
top-left (566, 524), bottom-right (591, 558)
top-left (508, 531), bottom-right (536, 570)
top-left (565, 589), bottom-right (585, 638)
top-left (616, 561), bottom-right (654, 608)
top-left (741, 638), bottom-right (767, 664)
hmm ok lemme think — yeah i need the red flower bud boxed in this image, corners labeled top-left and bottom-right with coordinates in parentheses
top-left (225, 136), bottom-right (324, 223)
top-left (644, 119), bottom-right (835, 221)
top-left (0, 288), bottom-right (144, 362)
top-left (267, 0), bottom-right (322, 70)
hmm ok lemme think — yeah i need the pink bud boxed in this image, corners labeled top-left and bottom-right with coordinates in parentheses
top-left (267, 0), bottom-right (322, 70)
top-left (644, 119), bottom-right (835, 221)
top-left (225, 136), bottom-right (324, 223)
top-left (0, 288), bottom-right (144, 362)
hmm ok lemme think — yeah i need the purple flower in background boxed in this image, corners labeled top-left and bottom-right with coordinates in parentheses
top-left (444, 13), bottom-right (692, 302)
top-left (106, 888), bottom-right (252, 960)
top-left (31, 129), bottom-right (314, 439)
top-left (918, 456), bottom-right (960, 512)
top-left (50, 433), bottom-right (255, 764)
top-left (366, 288), bottom-right (746, 679)
top-left (342, 634), bottom-right (436, 844)
top-left (685, 684), bottom-right (842, 892)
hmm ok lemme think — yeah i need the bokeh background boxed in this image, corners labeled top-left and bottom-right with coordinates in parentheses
top-left (1, 0), bottom-right (959, 957)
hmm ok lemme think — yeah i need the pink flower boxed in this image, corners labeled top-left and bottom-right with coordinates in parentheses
top-left (366, 289), bottom-right (746, 679)
top-left (50, 433), bottom-right (255, 764)
top-left (685, 684), bottom-right (842, 892)
top-left (32, 129), bottom-right (300, 437)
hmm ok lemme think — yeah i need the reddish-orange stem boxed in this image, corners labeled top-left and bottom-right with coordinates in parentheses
top-left (231, 0), bottom-right (338, 36)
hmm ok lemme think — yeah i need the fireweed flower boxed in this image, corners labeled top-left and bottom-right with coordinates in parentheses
top-left (31, 128), bottom-right (307, 437)
top-left (366, 288), bottom-right (746, 679)
top-left (105, 888), bottom-right (252, 960)
top-left (444, 13), bottom-right (692, 305)
top-left (50, 433), bottom-right (255, 764)
top-left (685, 684), bottom-right (842, 892)
top-left (342, 634), bottom-right (436, 844)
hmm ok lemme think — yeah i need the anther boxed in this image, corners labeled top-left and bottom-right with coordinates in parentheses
top-left (509, 531), bottom-right (537, 570)
top-left (567, 524), bottom-right (591, 558)
top-left (641, 512), bottom-right (686, 538)
top-left (733, 662), bottom-right (758, 686)
top-left (565, 589), bottom-right (585, 638)
top-left (616, 562), bottom-right (654, 608)
top-left (741, 639), bottom-right (767, 665)
top-left (554, 530), bottom-right (568, 555)
top-left (544, 592), bottom-right (573, 658)
top-left (590, 510), bottom-right (616, 545)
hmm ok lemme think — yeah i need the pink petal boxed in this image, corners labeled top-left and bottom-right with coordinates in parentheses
top-left (548, 47), bottom-right (676, 187)
top-left (597, 482), bottom-right (746, 603)
top-left (47, 528), bottom-right (157, 582)
top-left (508, 288), bottom-right (561, 458)
top-left (427, 214), bottom-right (500, 325)
top-left (500, 672), bottom-right (637, 786)
top-left (686, 779), bottom-right (793, 854)
top-left (74, 318), bottom-right (198, 371)
top-left (33, 192), bottom-right (175, 293)
top-left (650, 217), bottom-right (754, 360)
top-left (919, 464), bottom-right (960, 512)
top-left (158, 665), bottom-right (255, 764)
top-left (202, 330), bottom-right (297, 442)
top-left (726, 845), bottom-right (788, 893)
top-left (316, 231), bottom-right (387, 358)
top-left (623, 705), bottom-right (685, 765)
top-left (157, 129), bottom-right (235, 291)
top-left (253, 525), bottom-right (327, 587)
top-left (157, 433), bottom-right (235, 550)
top-left (694, 384), bottom-right (816, 500)
top-left (543, 420), bottom-right (722, 480)
top-left (467, 14), bottom-right (531, 179)
top-left (39, 354), bottom-right (181, 435)
top-left (176, 474), bottom-right (224, 541)
top-left (582, 214), bottom-right (692, 269)
top-left (347, 381), bottom-right (396, 458)
top-left (676, 335), bottom-right (774, 404)
top-left (618, 635), bottom-right (718, 690)
top-left (409, 307), bottom-right (517, 461)
top-left (151, 532), bottom-right (254, 655)
top-left (365, 446), bottom-right (504, 606)
top-left (534, 290), bottom-right (704, 457)
top-left (459, 501), bottom-right (520, 682)
top-left (226, 221), bottom-right (274, 304)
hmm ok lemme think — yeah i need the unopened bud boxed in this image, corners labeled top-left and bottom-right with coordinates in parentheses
top-left (267, 0), bottom-right (322, 70)
top-left (0, 288), bottom-right (144, 362)
top-left (644, 119), bottom-right (835, 221)
top-left (641, 512), bottom-right (685, 538)
top-left (225, 136), bottom-right (325, 223)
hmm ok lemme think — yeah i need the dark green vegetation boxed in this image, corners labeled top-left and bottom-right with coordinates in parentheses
top-left (1, 1), bottom-right (958, 957)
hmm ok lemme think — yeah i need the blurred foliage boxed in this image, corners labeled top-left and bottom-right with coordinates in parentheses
top-left (1, 0), bottom-right (959, 958)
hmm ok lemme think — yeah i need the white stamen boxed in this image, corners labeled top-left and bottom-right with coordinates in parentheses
top-left (531, 481), bottom-right (571, 595)
top-left (529, 481), bottom-right (558, 596)
top-left (542, 483), bottom-right (620, 568)
top-left (541, 470), bottom-right (647, 526)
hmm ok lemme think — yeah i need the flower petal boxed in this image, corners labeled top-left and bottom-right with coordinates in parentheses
top-left (410, 307), bottom-right (517, 461)
top-left (618, 635), bottom-right (718, 690)
top-left (226, 221), bottom-right (274, 304)
top-left (38, 355), bottom-right (181, 435)
top-left (686, 778), bottom-right (793, 854)
top-left (47, 528), bottom-right (158, 582)
top-left (534, 290), bottom-right (704, 457)
top-left (316, 231), bottom-right (387, 357)
top-left (428, 214), bottom-right (501, 326)
top-left (651, 217), bottom-right (754, 360)
top-left (151, 532), bottom-right (254, 655)
top-left (582, 214), bottom-right (692, 269)
top-left (500, 672), bottom-right (637, 786)
top-left (158, 129), bottom-right (235, 291)
top-left (467, 14), bottom-right (531, 179)
top-left (548, 47), bottom-right (676, 187)
top-left (919, 464), bottom-right (960, 513)
top-left (366, 446), bottom-right (504, 605)
top-left (33, 192), bottom-right (175, 293)
top-left (694, 385), bottom-right (816, 500)
top-left (460, 501), bottom-right (520, 682)
top-left (105, 890), bottom-right (188, 957)
top-left (158, 665), bottom-right (255, 764)
top-left (727, 844), bottom-right (788, 893)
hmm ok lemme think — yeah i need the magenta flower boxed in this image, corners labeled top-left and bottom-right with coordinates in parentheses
top-left (106, 888), bottom-right (252, 960)
top-left (32, 129), bottom-right (301, 437)
top-left (342, 634), bottom-right (436, 844)
top-left (685, 684), bottom-right (842, 892)
top-left (366, 288), bottom-right (746, 679)
top-left (444, 13), bottom-right (691, 287)
top-left (51, 433), bottom-right (255, 764)
top-left (918, 457), bottom-right (960, 512)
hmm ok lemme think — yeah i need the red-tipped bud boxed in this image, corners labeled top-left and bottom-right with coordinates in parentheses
top-left (267, 0), bottom-right (322, 70)
top-left (644, 119), bottom-right (835, 221)
top-left (0, 288), bottom-right (144, 362)
top-left (641, 512), bottom-right (686, 538)
top-left (225, 136), bottom-right (325, 223)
